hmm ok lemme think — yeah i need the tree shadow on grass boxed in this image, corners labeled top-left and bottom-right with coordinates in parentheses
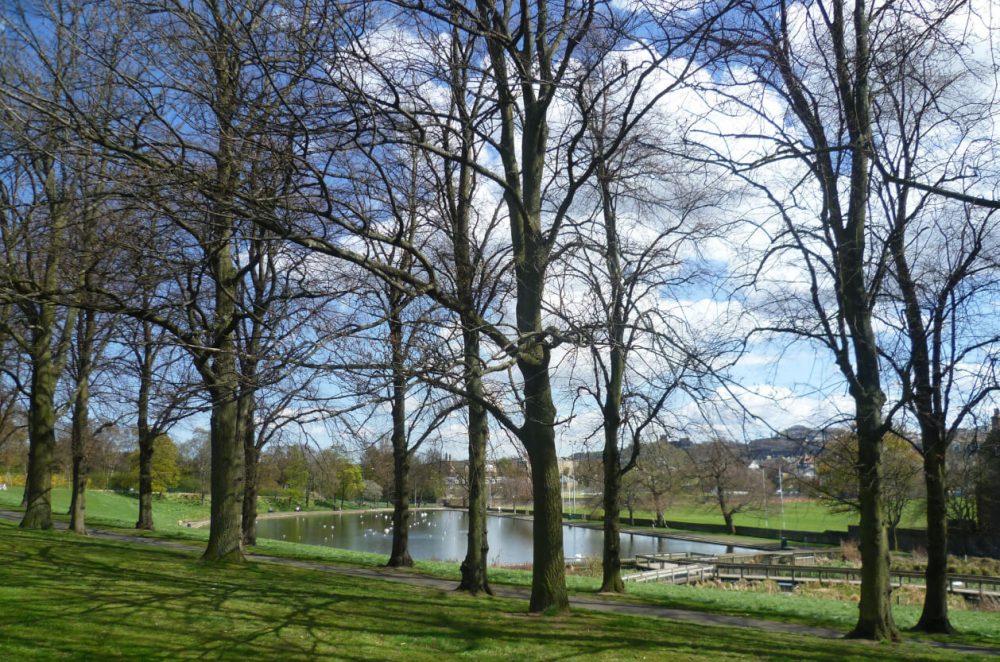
top-left (0, 528), bottom-right (972, 661)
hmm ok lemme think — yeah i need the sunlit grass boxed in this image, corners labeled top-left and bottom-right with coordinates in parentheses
top-left (3, 488), bottom-right (995, 651)
top-left (565, 497), bottom-right (926, 533)
top-left (0, 521), bottom-right (991, 661)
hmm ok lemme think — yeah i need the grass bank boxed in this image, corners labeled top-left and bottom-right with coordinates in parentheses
top-left (564, 497), bottom-right (926, 533)
top-left (3, 489), bottom-right (996, 651)
top-left (1, 521), bottom-right (993, 661)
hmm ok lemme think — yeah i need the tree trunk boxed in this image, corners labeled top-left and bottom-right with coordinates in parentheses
top-left (915, 447), bottom-right (953, 633)
top-left (69, 333), bottom-right (92, 534)
top-left (518, 344), bottom-right (569, 613)
top-left (458, 324), bottom-right (491, 594)
top-left (524, 431), bottom-right (567, 613)
top-left (242, 441), bottom-right (259, 547)
top-left (21, 343), bottom-right (60, 530)
top-left (388, 444), bottom-right (412, 567)
top-left (887, 175), bottom-right (953, 635)
top-left (135, 321), bottom-right (155, 530)
top-left (600, 461), bottom-right (624, 593)
top-left (199, 21), bottom-right (244, 564)
top-left (386, 306), bottom-right (413, 568)
top-left (136, 431), bottom-right (155, 530)
top-left (202, 386), bottom-right (243, 562)
top-left (68, 416), bottom-right (88, 536)
top-left (717, 490), bottom-right (735, 535)
top-left (510, 222), bottom-right (568, 612)
top-left (68, 275), bottom-right (97, 535)
top-left (849, 400), bottom-right (898, 640)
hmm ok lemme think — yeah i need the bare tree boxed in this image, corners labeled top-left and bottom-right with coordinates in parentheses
top-left (688, 440), bottom-right (763, 535)
top-left (0, 1), bottom-right (96, 529)
top-left (690, 0), bottom-right (973, 639)
top-left (869, 22), bottom-right (1000, 630)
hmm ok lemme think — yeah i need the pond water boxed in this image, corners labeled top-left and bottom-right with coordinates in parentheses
top-left (256, 509), bottom-right (757, 565)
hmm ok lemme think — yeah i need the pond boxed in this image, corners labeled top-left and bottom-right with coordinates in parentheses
top-left (256, 509), bottom-right (757, 565)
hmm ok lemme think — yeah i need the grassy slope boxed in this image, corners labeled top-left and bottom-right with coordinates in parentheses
top-left (570, 498), bottom-right (926, 533)
top-left (3, 489), bottom-right (996, 650)
top-left (0, 522), bottom-right (990, 661)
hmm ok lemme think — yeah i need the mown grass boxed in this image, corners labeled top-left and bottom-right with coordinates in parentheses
top-left (3, 488), bottom-right (996, 651)
top-left (567, 498), bottom-right (926, 533)
top-left (0, 521), bottom-right (993, 661)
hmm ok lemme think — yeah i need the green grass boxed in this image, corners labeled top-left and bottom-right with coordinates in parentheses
top-left (568, 498), bottom-right (926, 533)
top-left (0, 487), bottom-right (212, 531)
top-left (0, 521), bottom-right (992, 661)
top-left (4, 488), bottom-right (997, 653)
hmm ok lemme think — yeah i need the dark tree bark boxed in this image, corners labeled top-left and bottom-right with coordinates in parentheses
top-left (68, 371), bottom-right (89, 535)
top-left (519, 355), bottom-right (567, 613)
top-left (722, 511), bottom-right (735, 536)
top-left (916, 448), bottom-right (953, 632)
top-left (203, 381), bottom-right (243, 562)
top-left (706, 0), bottom-right (899, 639)
top-left (387, 309), bottom-right (413, 568)
top-left (135, 323), bottom-right (156, 530)
top-left (21, 343), bottom-right (59, 530)
top-left (68, 303), bottom-right (98, 535)
top-left (457, 324), bottom-right (492, 594)
top-left (241, 420), bottom-right (260, 547)
top-left (600, 443), bottom-right (624, 592)
top-left (387, 429), bottom-right (413, 566)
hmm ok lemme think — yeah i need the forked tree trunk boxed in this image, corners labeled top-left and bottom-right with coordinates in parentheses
top-left (889, 186), bottom-right (954, 635)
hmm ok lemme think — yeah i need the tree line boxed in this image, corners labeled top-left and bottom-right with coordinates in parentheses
top-left (1, 0), bottom-right (998, 642)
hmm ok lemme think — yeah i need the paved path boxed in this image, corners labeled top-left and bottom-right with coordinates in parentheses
top-left (3, 511), bottom-right (998, 657)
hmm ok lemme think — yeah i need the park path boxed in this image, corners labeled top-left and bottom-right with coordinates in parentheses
top-left (3, 511), bottom-right (998, 657)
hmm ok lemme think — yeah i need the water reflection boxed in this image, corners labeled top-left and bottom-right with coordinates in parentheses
top-left (256, 510), bottom-right (757, 565)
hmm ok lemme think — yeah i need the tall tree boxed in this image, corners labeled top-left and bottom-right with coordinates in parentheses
top-left (0, 1), bottom-right (91, 529)
top-left (870, 17), bottom-right (1000, 630)
top-left (692, 0), bottom-right (969, 638)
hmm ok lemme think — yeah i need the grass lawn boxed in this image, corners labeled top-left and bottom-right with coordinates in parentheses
top-left (569, 498), bottom-right (926, 533)
top-left (3, 489), bottom-right (996, 653)
top-left (0, 522), bottom-right (993, 661)
top-left (0, 488), bottom-right (213, 531)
